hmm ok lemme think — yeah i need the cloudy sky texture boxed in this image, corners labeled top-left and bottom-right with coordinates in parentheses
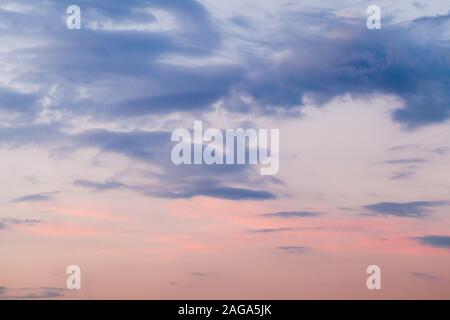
top-left (1, 0), bottom-right (450, 299)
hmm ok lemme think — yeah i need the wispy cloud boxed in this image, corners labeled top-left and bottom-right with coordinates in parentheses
top-left (148, 186), bottom-right (276, 201)
top-left (362, 201), bottom-right (448, 218)
top-left (415, 235), bottom-right (450, 249)
top-left (277, 246), bottom-right (311, 254)
top-left (0, 218), bottom-right (41, 230)
top-left (412, 272), bottom-right (440, 281)
top-left (384, 158), bottom-right (426, 165)
top-left (74, 179), bottom-right (130, 192)
top-left (247, 227), bottom-right (297, 234)
top-left (190, 272), bottom-right (212, 277)
top-left (71, 129), bottom-right (278, 201)
top-left (0, 287), bottom-right (66, 300)
top-left (10, 192), bottom-right (58, 203)
top-left (389, 171), bottom-right (415, 180)
top-left (261, 211), bottom-right (323, 218)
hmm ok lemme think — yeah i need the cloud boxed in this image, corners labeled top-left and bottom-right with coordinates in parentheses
top-left (413, 1), bottom-right (427, 9)
top-left (261, 211), bottom-right (323, 218)
top-left (390, 171), bottom-right (415, 180)
top-left (384, 158), bottom-right (426, 165)
top-left (231, 11), bottom-right (450, 127)
top-left (11, 192), bottom-right (57, 203)
top-left (149, 186), bottom-right (276, 201)
top-left (17, 290), bottom-right (64, 299)
top-left (278, 246), bottom-right (311, 254)
top-left (0, 3), bottom-right (448, 205)
top-left (0, 218), bottom-right (41, 230)
top-left (415, 235), bottom-right (450, 249)
top-left (0, 0), bottom-right (230, 123)
top-left (71, 128), bottom-right (279, 201)
top-left (0, 4), bottom-right (447, 202)
top-left (114, 90), bottom-right (228, 116)
top-left (74, 179), bottom-right (130, 192)
top-left (190, 272), bottom-right (212, 277)
top-left (430, 146), bottom-right (450, 155)
top-left (0, 86), bottom-right (38, 114)
top-left (0, 287), bottom-right (66, 300)
top-left (0, 4), bottom-right (449, 129)
top-left (247, 227), bottom-right (296, 234)
top-left (362, 201), bottom-right (448, 218)
top-left (0, 124), bottom-right (65, 147)
top-left (387, 144), bottom-right (420, 152)
top-left (74, 129), bottom-right (171, 162)
top-left (74, 176), bottom-right (277, 202)
top-left (412, 272), bottom-right (439, 281)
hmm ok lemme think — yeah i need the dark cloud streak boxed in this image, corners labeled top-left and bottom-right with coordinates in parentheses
top-left (415, 235), bottom-right (450, 249)
top-left (363, 201), bottom-right (448, 218)
top-left (261, 211), bottom-right (323, 218)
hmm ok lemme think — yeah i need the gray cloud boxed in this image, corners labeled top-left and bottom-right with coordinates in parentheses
top-left (0, 0), bottom-right (229, 123)
top-left (387, 144), bottom-right (420, 152)
top-left (0, 86), bottom-right (38, 114)
top-left (0, 3), bottom-right (448, 206)
top-left (0, 4), bottom-right (449, 128)
top-left (362, 201), bottom-right (448, 218)
top-left (0, 218), bottom-right (41, 230)
top-left (248, 227), bottom-right (297, 234)
top-left (0, 124), bottom-right (65, 147)
top-left (278, 246), bottom-right (311, 254)
top-left (148, 186), bottom-right (276, 201)
top-left (11, 192), bottom-right (57, 203)
top-left (412, 272), bottom-right (439, 281)
top-left (190, 272), bottom-right (212, 277)
top-left (261, 211), bottom-right (323, 218)
top-left (74, 179), bottom-right (130, 192)
top-left (415, 235), bottom-right (450, 249)
top-left (389, 171), bottom-right (415, 180)
top-left (233, 12), bottom-right (450, 127)
top-left (74, 176), bottom-right (277, 201)
top-left (114, 90), bottom-right (229, 117)
top-left (384, 158), bottom-right (426, 165)
top-left (74, 129), bottom-right (171, 162)
top-left (74, 177), bottom-right (278, 201)
top-left (0, 287), bottom-right (66, 300)
top-left (71, 128), bottom-right (279, 201)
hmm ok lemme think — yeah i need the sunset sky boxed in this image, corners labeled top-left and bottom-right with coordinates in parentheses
top-left (1, 0), bottom-right (450, 299)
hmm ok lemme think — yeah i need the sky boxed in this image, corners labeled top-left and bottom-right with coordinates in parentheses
top-left (0, 0), bottom-right (450, 299)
